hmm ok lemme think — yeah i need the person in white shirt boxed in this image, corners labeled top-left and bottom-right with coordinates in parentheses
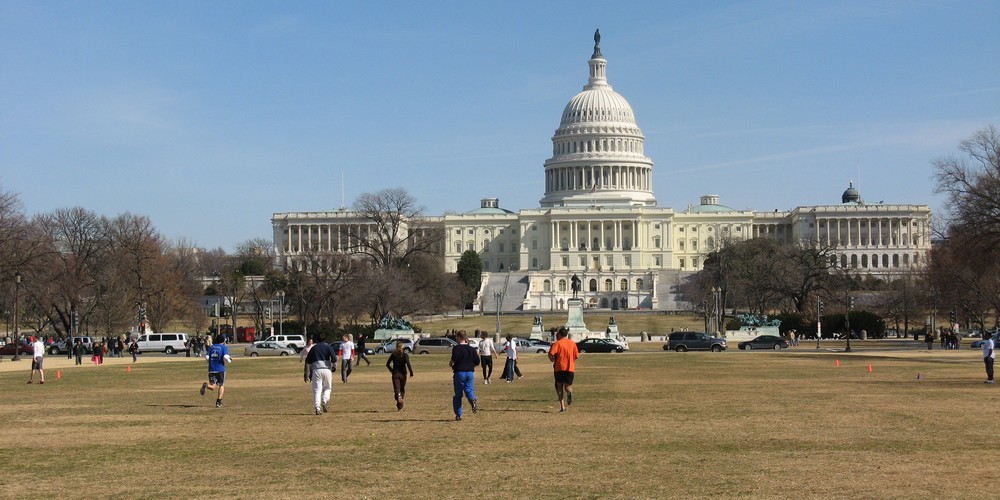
top-left (983, 331), bottom-right (995, 384)
top-left (501, 334), bottom-right (521, 383)
top-left (477, 330), bottom-right (498, 384)
top-left (338, 334), bottom-right (356, 383)
top-left (28, 336), bottom-right (45, 384)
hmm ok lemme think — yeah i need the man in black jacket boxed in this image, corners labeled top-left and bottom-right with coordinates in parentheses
top-left (304, 334), bottom-right (337, 415)
top-left (449, 330), bottom-right (480, 421)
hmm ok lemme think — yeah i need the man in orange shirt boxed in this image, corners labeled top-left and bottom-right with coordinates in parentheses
top-left (548, 327), bottom-right (579, 412)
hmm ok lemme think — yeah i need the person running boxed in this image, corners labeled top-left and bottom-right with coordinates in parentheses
top-left (27, 336), bottom-right (45, 384)
top-left (449, 330), bottom-right (480, 421)
top-left (501, 334), bottom-right (521, 383)
top-left (477, 330), bottom-right (497, 384)
top-left (385, 340), bottom-right (414, 410)
top-left (338, 334), bottom-right (356, 383)
top-left (548, 327), bottom-right (579, 412)
top-left (983, 331), bottom-right (995, 384)
top-left (200, 334), bottom-right (232, 408)
top-left (304, 333), bottom-right (337, 415)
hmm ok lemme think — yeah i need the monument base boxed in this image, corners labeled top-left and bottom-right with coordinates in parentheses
top-left (565, 298), bottom-right (589, 340)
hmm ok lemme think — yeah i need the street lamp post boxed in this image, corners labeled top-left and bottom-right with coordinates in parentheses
top-left (276, 290), bottom-right (285, 336)
top-left (816, 300), bottom-right (824, 349)
top-left (494, 290), bottom-right (502, 335)
top-left (845, 296), bottom-right (854, 352)
top-left (12, 271), bottom-right (22, 361)
top-left (711, 287), bottom-right (722, 335)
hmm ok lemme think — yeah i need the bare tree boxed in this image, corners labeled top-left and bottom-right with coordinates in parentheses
top-left (348, 188), bottom-right (443, 269)
top-left (934, 124), bottom-right (1000, 256)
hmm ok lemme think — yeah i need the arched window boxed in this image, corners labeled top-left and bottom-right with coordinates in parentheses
top-left (543, 279), bottom-right (551, 292)
top-left (892, 254), bottom-right (899, 267)
top-left (589, 279), bottom-right (598, 292)
top-left (482, 239), bottom-right (490, 252)
top-left (455, 242), bottom-right (462, 253)
top-left (600, 298), bottom-right (609, 308)
top-left (558, 279), bottom-right (567, 292)
top-left (882, 254), bottom-right (889, 268)
top-left (467, 240), bottom-right (475, 251)
top-left (635, 278), bottom-right (644, 290)
top-left (603, 279), bottom-right (613, 292)
top-left (619, 279), bottom-right (628, 291)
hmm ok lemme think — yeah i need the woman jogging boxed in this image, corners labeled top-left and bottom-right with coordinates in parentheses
top-left (385, 341), bottom-right (414, 410)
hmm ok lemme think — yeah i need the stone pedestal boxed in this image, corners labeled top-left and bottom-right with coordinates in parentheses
top-left (529, 323), bottom-right (544, 339)
top-left (565, 298), bottom-right (589, 340)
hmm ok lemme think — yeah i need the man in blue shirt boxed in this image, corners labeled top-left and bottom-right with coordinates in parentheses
top-left (201, 334), bottom-right (232, 408)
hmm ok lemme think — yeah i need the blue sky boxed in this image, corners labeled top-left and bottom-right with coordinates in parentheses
top-left (2, 1), bottom-right (998, 251)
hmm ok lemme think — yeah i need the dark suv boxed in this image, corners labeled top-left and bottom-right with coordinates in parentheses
top-left (664, 332), bottom-right (727, 352)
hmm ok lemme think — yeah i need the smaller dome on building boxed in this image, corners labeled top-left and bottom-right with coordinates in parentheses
top-left (684, 194), bottom-right (738, 213)
top-left (841, 181), bottom-right (861, 204)
top-left (465, 198), bottom-right (514, 215)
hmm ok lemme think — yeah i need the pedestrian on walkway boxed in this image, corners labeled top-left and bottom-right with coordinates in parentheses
top-left (356, 335), bottom-right (371, 367)
top-left (73, 338), bottom-right (85, 365)
top-left (501, 334), bottom-right (521, 382)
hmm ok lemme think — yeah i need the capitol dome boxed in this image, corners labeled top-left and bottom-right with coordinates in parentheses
top-left (540, 30), bottom-right (655, 208)
top-left (841, 181), bottom-right (861, 204)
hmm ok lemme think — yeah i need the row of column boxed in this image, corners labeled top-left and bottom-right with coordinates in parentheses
top-left (284, 223), bottom-right (370, 253)
top-left (544, 165), bottom-right (651, 193)
top-left (554, 136), bottom-right (641, 155)
top-left (819, 217), bottom-right (924, 248)
top-left (550, 219), bottom-right (642, 251)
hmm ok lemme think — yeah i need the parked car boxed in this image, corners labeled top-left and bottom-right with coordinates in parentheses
top-left (48, 336), bottom-right (97, 355)
top-left (244, 341), bottom-right (296, 357)
top-left (516, 338), bottom-right (550, 354)
top-left (413, 337), bottom-right (458, 354)
top-left (576, 338), bottom-right (624, 353)
top-left (664, 331), bottom-right (727, 352)
top-left (262, 334), bottom-right (306, 352)
top-left (738, 335), bottom-right (789, 350)
top-left (0, 342), bottom-right (34, 356)
top-left (374, 339), bottom-right (414, 354)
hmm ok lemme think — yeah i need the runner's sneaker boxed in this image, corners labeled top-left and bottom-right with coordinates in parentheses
top-left (200, 382), bottom-right (207, 396)
top-left (215, 401), bottom-right (223, 408)
top-left (315, 408), bottom-right (322, 415)
top-left (567, 393), bottom-right (573, 405)
top-left (471, 400), bottom-right (478, 413)
top-left (321, 402), bottom-right (329, 413)
top-left (455, 414), bottom-right (462, 421)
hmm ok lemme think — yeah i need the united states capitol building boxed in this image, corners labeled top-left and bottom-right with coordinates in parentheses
top-left (272, 33), bottom-right (931, 312)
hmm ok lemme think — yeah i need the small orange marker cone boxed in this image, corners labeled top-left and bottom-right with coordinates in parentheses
top-left (127, 365), bottom-right (132, 373)
top-left (56, 370), bottom-right (61, 380)
top-left (835, 359), bottom-right (840, 367)
top-left (868, 363), bottom-right (873, 373)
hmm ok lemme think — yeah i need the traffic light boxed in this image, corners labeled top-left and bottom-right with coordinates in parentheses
top-left (818, 301), bottom-right (824, 316)
top-left (848, 296), bottom-right (854, 310)
top-left (950, 309), bottom-right (956, 324)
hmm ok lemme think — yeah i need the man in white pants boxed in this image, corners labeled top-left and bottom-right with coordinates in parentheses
top-left (303, 334), bottom-right (337, 415)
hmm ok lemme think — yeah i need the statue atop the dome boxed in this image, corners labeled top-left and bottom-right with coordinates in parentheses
top-left (592, 29), bottom-right (602, 58)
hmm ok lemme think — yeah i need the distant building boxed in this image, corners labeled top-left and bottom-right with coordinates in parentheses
top-left (272, 33), bottom-right (931, 311)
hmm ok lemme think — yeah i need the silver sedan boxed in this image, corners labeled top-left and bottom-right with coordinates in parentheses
top-left (244, 341), bottom-right (296, 357)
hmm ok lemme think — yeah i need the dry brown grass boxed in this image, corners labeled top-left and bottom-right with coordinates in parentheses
top-left (1, 346), bottom-right (996, 499)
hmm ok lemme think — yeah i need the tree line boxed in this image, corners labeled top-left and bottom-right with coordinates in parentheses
top-left (0, 187), bottom-right (466, 341)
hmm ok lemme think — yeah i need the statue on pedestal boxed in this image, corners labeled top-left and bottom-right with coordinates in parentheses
top-left (571, 274), bottom-right (581, 299)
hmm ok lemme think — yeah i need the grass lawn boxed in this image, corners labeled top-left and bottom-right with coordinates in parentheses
top-left (414, 312), bottom-right (705, 338)
top-left (1, 346), bottom-right (996, 499)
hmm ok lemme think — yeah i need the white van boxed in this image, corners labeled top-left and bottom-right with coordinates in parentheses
top-left (262, 334), bottom-right (306, 352)
top-left (136, 333), bottom-right (189, 354)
